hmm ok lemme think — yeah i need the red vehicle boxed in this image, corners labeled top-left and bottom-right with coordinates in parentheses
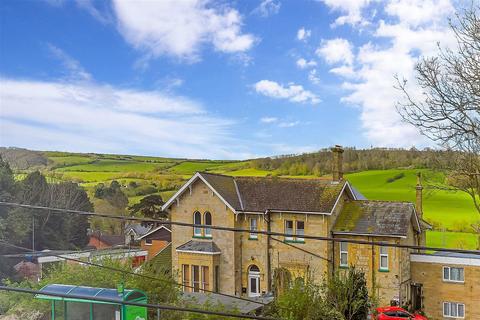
top-left (373, 306), bottom-right (427, 320)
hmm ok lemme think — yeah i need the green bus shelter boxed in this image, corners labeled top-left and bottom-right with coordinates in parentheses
top-left (35, 284), bottom-right (148, 320)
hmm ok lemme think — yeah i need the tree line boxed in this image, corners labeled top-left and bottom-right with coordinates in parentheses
top-left (251, 147), bottom-right (457, 176)
top-left (0, 157), bottom-right (91, 278)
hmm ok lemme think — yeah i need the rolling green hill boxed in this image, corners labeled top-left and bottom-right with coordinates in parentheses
top-left (4, 148), bottom-right (479, 249)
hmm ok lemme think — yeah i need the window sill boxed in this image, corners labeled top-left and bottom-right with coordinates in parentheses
top-left (248, 237), bottom-right (258, 240)
top-left (284, 239), bottom-right (305, 244)
top-left (339, 265), bottom-right (349, 269)
top-left (443, 280), bottom-right (465, 284)
top-left (378, 269), bottom-right (389, 273)
top-left (192, 235), bottom-right (212, 239)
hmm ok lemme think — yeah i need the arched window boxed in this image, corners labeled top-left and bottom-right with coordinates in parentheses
top-left (204, 212), bottom-right (212, 237)
top-left (193, 211), bottom-right (202, 236)
top-left (248, 264), bottom-right (261, 297)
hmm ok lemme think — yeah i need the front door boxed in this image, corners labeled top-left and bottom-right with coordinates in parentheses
top-left (411, 283), bottom-right (422, 311)
top-left (248, 265), bottom-right (261, 297)
top-left (248, 274), bottom-right (260, 297)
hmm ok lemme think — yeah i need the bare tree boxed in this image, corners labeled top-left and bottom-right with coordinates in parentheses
top-left (396, 5), bottom-right (480, 213)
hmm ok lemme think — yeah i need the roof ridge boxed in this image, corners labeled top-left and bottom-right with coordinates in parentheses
top-left (197, 171), bottom-right (232, 178)
top-left (351, 199), bottom-right (413, 204)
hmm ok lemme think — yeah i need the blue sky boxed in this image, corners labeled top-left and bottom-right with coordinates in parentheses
top-left (0, 0), bottom-right (460, 159)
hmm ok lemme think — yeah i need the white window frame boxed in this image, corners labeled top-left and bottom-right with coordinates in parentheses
top-left (379, 246), bottom-right (388, 270)
top-left (204, 212), bottom-right (212, 238)
top-left (193, 211), bottom-right (202, 237)
top-left (285, 220), bottom-right (294, 241)
top-left (443, 266), bottom-right (464, 283)
top-left (144, 238), bottom-right (152, 245)
top-left (296, 221), bottom-right (305, 242)
top-left (249, 217), bottom-right (258, 239)
top-left (340, 242), bottom-right (348, 267)
top-left (443, 302), bottom-right (465, 318)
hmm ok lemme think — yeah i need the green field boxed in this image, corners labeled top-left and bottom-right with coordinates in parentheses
top-left (345, 169), bottom-right (479, 232)
top-left (27, 152), bottom-right (478, 249)
top-left (427, 231), bottom-right (478, 250)
top-left (168, 161), bottom-right (236, 175)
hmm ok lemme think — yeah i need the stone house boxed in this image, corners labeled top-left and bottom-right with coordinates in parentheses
top-left (411, 252), bottom-right (480, 319)
top-left (162, 146), bottom-right (428, 306)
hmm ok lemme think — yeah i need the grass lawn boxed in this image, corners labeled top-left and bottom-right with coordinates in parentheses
top-left (346, 169), bottom-right (479, 232)
top-left (49, 155), bottom-right (94, 167)
top-left (59, 171), bottom-right (126, 182)
top-left (55, 159), bottom-right (169, 172)
top-left (168, 161), bottom-right (231, 175)
top-left (426, 230), bottom-right (478, 250)
top-left (225, 168), bottom-right (272, 177)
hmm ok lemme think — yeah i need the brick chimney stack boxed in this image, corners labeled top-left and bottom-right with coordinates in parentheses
top-left (416, 172), bottom-right (423, 220)
top-left (331, 145), bottom-right (344, 181)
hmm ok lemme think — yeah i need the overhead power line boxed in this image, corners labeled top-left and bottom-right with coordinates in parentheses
top-left (1, 201), bottom-right (479, 255)
top-left (0, 240), bottom-right (266, 306)
top-left (0, 286), bottom-right (276, 320)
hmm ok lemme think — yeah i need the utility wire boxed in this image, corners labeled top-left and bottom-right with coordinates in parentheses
top-left (0, 286), bottom-right (276, 320)
top-left (270, 237), bottom-right (331, 262)
top-left (2, 201), bottom-right (479, 255)
top-left (0, 240), bottom-right (267, 306)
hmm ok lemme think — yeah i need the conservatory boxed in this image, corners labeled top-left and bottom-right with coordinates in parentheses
top-left (35, 284), bottom-right (148, 320)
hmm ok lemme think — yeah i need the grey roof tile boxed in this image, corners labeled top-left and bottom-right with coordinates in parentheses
top-left (176, 240), bottom-right (221, 253)
top-left (333, 200), bottom-right (414, 237)
top-left (200, 172), bottom-right (345, 213)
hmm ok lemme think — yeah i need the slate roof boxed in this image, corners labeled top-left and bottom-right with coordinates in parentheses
top-left (199, 172), bottom-right (347, 213)
top-left (125, 223), bottom-right (151, 237)
top-left (90, 232), bottom-right (125, 246)
top-left (176, 240), bottom-right (221, 254)
top-left (333, 200), bottom-right (416, 237)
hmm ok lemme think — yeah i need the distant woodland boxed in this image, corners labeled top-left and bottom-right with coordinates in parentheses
top-left (251, 147), bottom-right (456, 176)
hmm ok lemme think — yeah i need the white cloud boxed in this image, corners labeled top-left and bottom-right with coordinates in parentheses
top-left (308, 69), bottom-right (321, 84)
top-left (385, 0), bottom-right (454, 27)
top-left (318, 0), bottom-right (375, 27)
top-left (75, 0), bottom-right (111, 24)
top-left (47, 44), bottom-right (92, 81)
top-left (260, 117), bottom-right (278, 123)
top-left (112, 0), bottom-right (256, 62)
top-left (316, 38), bottom-right (354, 65)
top-left (296, 58), bottom-right (317, 69)
top-left (330, 0), bottom-right (456, 147)
top-left (297, 27), bottom-right (311, 41)
top-left (330, 65), bottom-right (356, 78)
top-left (0, 78), bottom-right (253, 159)
top-left (254, 80), bottom-right (320, 104)
top-left (253, 0), bottom-right (281, 17)
top-left (278, 121), bottom-right (300, 128)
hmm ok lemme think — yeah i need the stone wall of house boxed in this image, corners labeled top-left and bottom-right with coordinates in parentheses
top-left (269, 212), bottom-right (330, 283)
top-left (237, 213), bottom-right (269, 295)
top-left (411, 259), bottom-right (480, 320)
top-left (333, 234), bottom-right (404, 307)
top-left (168, 179), bottom-right (238, 295)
